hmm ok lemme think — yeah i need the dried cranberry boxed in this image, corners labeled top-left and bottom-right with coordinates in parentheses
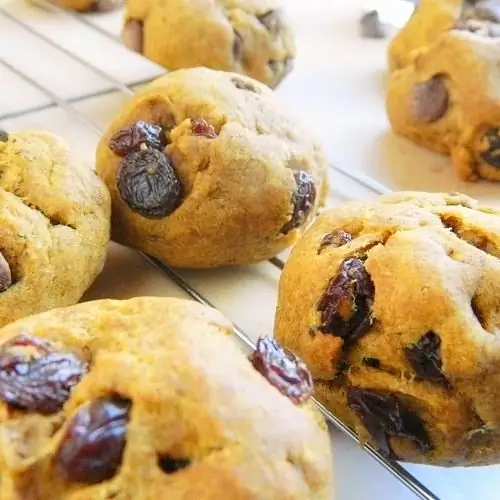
top-left (319, 229), bottom-right (353, 252)
top-left (56, 396), bottom-right (130, 484)
top-left (117, 149), bottom-right (182, 218)
top-left (191, 119), bottom-right (217, 139)
top-left (0, 252), bottom-right (12, 293)
top-left (0, 334), bottom-right (87, 414)
top-left (158, 455), bottom-right (191, 474)
top-left (249, 336), bottom-right (313, 404)
top-left (281, 170), bottom-right (317, 234)
top-left (109, 121), bottom-right (165, 157)
top-left (317, 258), bottom-right (375, 344)
top-left (0, 130), bottom-right (8, 142)
top-left (405, 332), bottom-right (449, 386)
top-left (347, 388), bottom-right (432, 458)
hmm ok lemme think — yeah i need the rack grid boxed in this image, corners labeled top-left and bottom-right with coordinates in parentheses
top-left (0, 2), bottom-right (439, 498)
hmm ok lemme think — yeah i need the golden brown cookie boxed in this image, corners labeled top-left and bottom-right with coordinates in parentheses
top-left (51, 0), bottom-right (122, 12)
top-left (0, 130), bottom-right (110, 327)
top-left (0, 296), bottom-right (334, 499)
top-left (96, 67), bottom-right (328, 268)
top-left (275, 191), bottom-right (500, 466)
top-left (122, 0), bottom-right (295, 88)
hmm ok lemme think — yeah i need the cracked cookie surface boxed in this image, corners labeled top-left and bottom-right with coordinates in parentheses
top-left (96, 67), bottom-right (328, 268)
top-left (0, 130), bottom-right (110, 327)
top-left (0, 296), bottom-right (333, 499)
top-left (122, 0), bottom-right (295, 88)
top-left (274, 191), bottom-right (500, 465)
top-left (387, 0), bottom-right (500, 181)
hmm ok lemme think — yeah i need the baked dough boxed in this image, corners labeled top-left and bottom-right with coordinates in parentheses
top-left (122, 0), bottom-right (295, 88)
top-left (0, 296), bottom-right (334, 499)
top-left (0, 130), bottom-right (110, 327)
top-left (96, 67), bottom-right (328, 268)
top-left (275, 191), bottom-right (500, 466)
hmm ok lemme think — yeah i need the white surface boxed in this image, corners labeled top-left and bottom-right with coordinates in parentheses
top-left (0, 1), bottom-right (499, 499)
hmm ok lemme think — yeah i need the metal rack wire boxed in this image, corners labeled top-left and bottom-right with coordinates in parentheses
top-left (0, 2), bottom-right (438, 498)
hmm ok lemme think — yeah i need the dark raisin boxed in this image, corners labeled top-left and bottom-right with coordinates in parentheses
top-left (117, 149), bottom-right (182, 219)
top-left (0, 334), bottom-right (87, 414)
top-left (249, 336), bottom-right (313, 404)
top-left (405, 332), bottom-right (449, 386)
top-left (123, 19), bottom-right (144, 54)
top-left (281, 170), bottom-right (317, 234)
top-left (362, 357), bottom-right (381, 369)
top-left (56, 396), bottom-right (130, 484)
top-left (319, 229), bottom-right (353, 252)
top-left (191, 119), bottom-right (217, 139)
top-left (257, 10), bottom-right (282, 35)
top-left (0, 129), bottom-right (8, 142)
top-left (158, 455), bottom-right (191, 474)
top-left (233, 30), bottom-right (243, 60)
top-left (0, 252), bottom-right (12, 293)
top-left (231, 77), bottom-right (258, 92)
top-left (109, 121), bottom-right (165, 157)
top-left (317, 258), bottom-right (375, 345)
top-left (347, 388), bottom-right (432, 458)
top-left (478, 127), bottom-right (500, 168)
top-left (411, 75), bottom-right (449, 124)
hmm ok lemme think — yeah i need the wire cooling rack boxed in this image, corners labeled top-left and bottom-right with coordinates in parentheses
top-left (0, 1), bottom-right (443, 499)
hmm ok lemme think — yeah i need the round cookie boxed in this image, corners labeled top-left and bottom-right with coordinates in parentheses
top-left (51, 0), bottom-right (122, 12)
top-left (122, 0), bottom-right (295, 88)
top-left (275, 191), bottom-right (500, 466)
top-left (0, 296), bottom-right (334, 498)
top-left (0, 130), bottom-right (110, 327)
top-left (387, 9), bottom-right (500, 182)
top-left (96, 67), bottom-right (328, 268)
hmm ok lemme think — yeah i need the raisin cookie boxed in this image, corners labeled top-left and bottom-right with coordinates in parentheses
top-left (122, 0), bottom-right (295, 88)
top-left (51, 0), bottom-right (122, 12)
top-left (387, 1), bottom-right (500, 181)
top-left (96, 68), bottom-right (328, 268)
top-left (275, 191), bottom-right (500, 466)
top-left (0, 130), bottom-right (110, 327)
top-left (0, 296), bottom-right (334, 498)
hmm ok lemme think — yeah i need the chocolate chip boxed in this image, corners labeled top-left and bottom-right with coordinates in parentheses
top-left (411, 75), bottom-right (449, 124)
top-left (359, 10), bottom-right (387, 39)
top-left (319, 230), bottom-right (353, 253)
top-left (158, 455), bottom-right (191, 474)
top-left (347, 388), bottom-right (432, 458)
top-left (233, 30), bottom-right (243, 61)
top-left (117, 149), bottom-right (182, 219)
top-left (123, 20), bottom-right (144, 54)
top-left (478, 127), bottom-right (500, 168)
top-left (0, 253), bottom-right (12, 293)
top-left (257, 10), bottom-right (282, 35)
top-left (362, 357), bottom-right (381, 369)
top-left (0, 130), bottom-right (8, 142)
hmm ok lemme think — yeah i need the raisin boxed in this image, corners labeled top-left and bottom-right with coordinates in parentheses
top-left (158, 455), bottom-right (191, 474)
top-left (257, 10), bottom-right (282, 35)
top-left (109, 121), bottom-right (165, 157)
top-left (249, 336), bottom-right (313, 404)
top-left (56, 396), bottom-right (130, 484)
top-left (317, 258), bottom-right (375, 345)
top-left (0, 334), bottom-right (87, 414)
top-left (362, 357), bottom-right (381, 369)
top-left (405, 332), bottom-right (449, 386)
top-left (123, 19), bottom-right (144, 54)
top-left (191, 119), bottom-right (217, 139)
top-left (478, 127), bottom-right (500, 168)
top-left (281, 170), bottom-right (317, 234)
top-left (0, 252), bottom-right (12, 293)
top-left (319, 229), bottom-right (353, 252)
top-left (347, 388), bottom-right (432, 458)
top-left (0, 129), bottom-right (8, 142)
top-left (233, 30), bottom-right (243, 60)
top-left (117, 149), bottom-right (182, 219)
top-left (411, 75), bottom-right (449, 124)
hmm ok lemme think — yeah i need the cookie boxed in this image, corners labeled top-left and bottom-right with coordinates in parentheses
top-left (274, 191), bottom-right (500, 466)
top-left (52, 0), bottom-right (123, 12)
top-left (122, 0), bottom-right (295, 88)
top-left (0, 130), bottom-right (110, 327)
top-left (0, 296), bottom-right (334, 498)
top-left (96, 67), bottom-right (328, 268)
top-left (387, 1), bottom-right (500, 181)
